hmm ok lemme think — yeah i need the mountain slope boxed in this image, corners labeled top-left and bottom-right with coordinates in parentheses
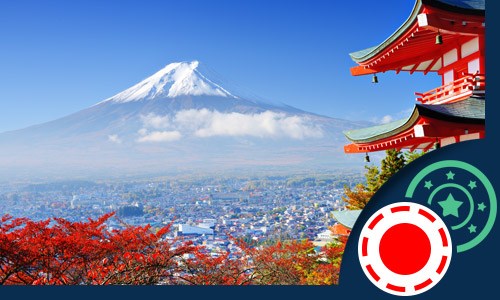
top-left (0, 61), bottom-right (367, 180)
top-left (99, 61), bottom-right (235, 103)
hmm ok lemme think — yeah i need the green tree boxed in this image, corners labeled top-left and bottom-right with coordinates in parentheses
top-left (404, 150), bottom-right (426, 164)
top-left (342, 149), bottom-right (410, 210)
top-left (365, 165), bottom-right (381, 193)
top-left (378, 149), bottom-right (406, 185)
top-left (342, 184), bottom-right (374, 210)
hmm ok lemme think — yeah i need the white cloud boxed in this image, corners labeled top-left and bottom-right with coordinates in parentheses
top-left (137, 130), bottom-right (182, 143)
top-left (140, 113), bottom-right (170, 129)
top-left (135, 109), bottom-right (323, 142)
top-left (137, 128), bottom-right (148, 136)
top-left (174, 109), bottom-right (323, 139)
top-left (108, 134), bottom-right (122, 144)
top-left (380, 115), bottom-right (394, 124)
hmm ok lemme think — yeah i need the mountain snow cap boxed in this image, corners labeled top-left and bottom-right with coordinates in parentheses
top-left (101, 61), bottom-right (235, 103)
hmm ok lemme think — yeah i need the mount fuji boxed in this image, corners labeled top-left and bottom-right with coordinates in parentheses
top-left (0, 61), bottom-right (367, 180)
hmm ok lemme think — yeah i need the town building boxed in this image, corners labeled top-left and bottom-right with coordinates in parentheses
top-left (332, 210), bottom-right (361, 231)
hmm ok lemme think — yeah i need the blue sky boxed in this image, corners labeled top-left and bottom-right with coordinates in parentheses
top-left (0, 0), bottom-right (440, 133)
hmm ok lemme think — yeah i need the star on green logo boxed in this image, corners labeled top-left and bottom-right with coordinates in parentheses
top-left (424, 180), bottom-right (433, 189)
top-left (438, 193), bottom-right (463, 217)
top-left (468, 180), bottom-right (477, 190)
top-left (406, 160), bottom-right (497, 253)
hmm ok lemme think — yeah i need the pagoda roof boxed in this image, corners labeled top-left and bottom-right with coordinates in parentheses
top-left (349, 0), bottom-right (485, 75)
top-left (429, 0), bottom-right (485, 12)
top-left (332, 210), bottom-right (362, 230)
top-left (350, 0), bottom-right (424, 64)
top-left (344, 96), bottom-right (484, 144)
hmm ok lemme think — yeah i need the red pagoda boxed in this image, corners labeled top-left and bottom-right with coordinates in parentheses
top-left (344, 0), bottom-right (485, 154)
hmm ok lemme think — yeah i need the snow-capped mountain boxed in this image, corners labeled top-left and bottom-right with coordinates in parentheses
top-left (100, 61), bottom-right (235, 103)
top-left (0, 61), bottom-right (367, 180)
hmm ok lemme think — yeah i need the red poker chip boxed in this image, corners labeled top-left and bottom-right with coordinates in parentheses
top-left (358, 202), bottom-right (452, 296)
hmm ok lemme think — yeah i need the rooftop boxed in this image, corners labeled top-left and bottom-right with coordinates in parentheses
top-left (344, 96), bottom-right (484, 143)
top-left (349, 0), bottom-right (485, 74)
top-left (332, 210), bottom-right (362, 229)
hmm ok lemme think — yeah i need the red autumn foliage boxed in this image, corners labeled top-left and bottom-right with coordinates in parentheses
top-left (176, 235), bottom-right (346, 285)
top-left (0, 213), bottom-right (346, 285)
top-left (180, 248), bottom-right (253, 285)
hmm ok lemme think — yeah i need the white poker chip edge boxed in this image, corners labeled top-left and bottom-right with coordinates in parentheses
top-left (358, 202), bottom-right (452, 296)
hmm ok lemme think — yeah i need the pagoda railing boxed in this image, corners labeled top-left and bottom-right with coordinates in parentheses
top-left (415, 73), bottom-right (485, 105)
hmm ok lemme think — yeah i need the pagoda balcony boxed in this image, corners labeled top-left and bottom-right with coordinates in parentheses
top-left (415, 73), bottom-right (485, 105)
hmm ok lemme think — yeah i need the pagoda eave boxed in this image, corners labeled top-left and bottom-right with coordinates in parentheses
top-left (349, 0), bottom-right (485, 76)
top-left (417, 12), bottom-right (485, 36)
top-left (343, 97), bottom-right (485, 154)
top-left (350, 66), bottom-right (381, 76)
top-left (344, 125), bottom-right (484, 154)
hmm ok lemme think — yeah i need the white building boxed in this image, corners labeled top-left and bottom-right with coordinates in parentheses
top-left (317, 230), bottom-right (334, 242)
top-left (178, 224), bottom-right (214, 236)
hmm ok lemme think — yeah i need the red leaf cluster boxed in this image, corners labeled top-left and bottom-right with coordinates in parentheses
top-left (0, 214), bottom-right (345, 285)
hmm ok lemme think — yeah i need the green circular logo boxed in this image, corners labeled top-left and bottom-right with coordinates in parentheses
top-left (405, 160), bottom-right (497, 253)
